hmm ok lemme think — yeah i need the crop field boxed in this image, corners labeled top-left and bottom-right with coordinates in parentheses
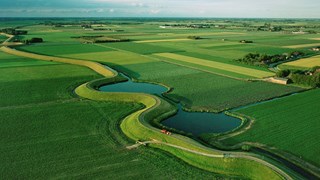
top-left (102, 42), bottom-right (184, 54)
top-left (154, 53), bottom-right (274, 78)
top-left (135, 38), bottom-right (191, 43)
top-left (1, 18), bottom-right (320, 179)
top-left (17, 44), bottom-right (114, 56)
top-left (62, 51), bottom-right (154, 65)
top-left (218, 89), bottom-right (320, 167)
top-left (0, 55), bottom-right (221, 179)
top-left (283, 43), bottom-right (320, 49)
top-left (0, 51), bottom-right (59, 68)
top-left (283, 55), bottom-right (320, 68)
top-left (113, 61), bottom-right (301, 112)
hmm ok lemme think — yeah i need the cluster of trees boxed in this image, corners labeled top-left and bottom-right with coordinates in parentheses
top-left (277, 66), bottom-right (320, 87)
top-left (0, 28), bottom-right (28, 35)
top-left (236, 51), bottom-right (305, 67)
top-left (257, 23), bottom-right (283, 32)
top-left (24, 38), bottom-right (43, 44)
top-left (72, 35), bottom-right (129, 43)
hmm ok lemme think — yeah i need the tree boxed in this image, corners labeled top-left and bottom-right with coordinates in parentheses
top-left (276, 70), bottom-right (291, 78)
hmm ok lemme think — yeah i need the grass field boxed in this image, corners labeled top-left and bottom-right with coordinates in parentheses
top-left (61, 51), bottom-right (154, 65)
top-left (0, 51), bottom-right (60, 68)
top-left (219, 90), bottom-right (320, 168)
top-left (283, 55), bottom-right (320, 68)
top-left (155, 53), bottom-right (274, 79)
top-left (17, 43), bottom-right (114, 56)
top-left (102, 42), bottom-right (184, 54)
top-left (135, 38), bottom-right (191, 43)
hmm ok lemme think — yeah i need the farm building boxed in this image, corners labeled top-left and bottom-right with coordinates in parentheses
top-left (266, 77), bottom-right (289, 85)
top-left (311, 47), bottom-right (320, 51)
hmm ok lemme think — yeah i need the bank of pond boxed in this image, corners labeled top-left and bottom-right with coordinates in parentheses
top-left (99, 73), bottom-right (242, 136)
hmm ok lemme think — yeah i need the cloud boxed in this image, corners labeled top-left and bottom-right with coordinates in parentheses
top-left (0, 0), bottom-right (319, 18)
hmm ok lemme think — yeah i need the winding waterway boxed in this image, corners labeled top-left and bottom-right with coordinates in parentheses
top-left (99, 73), bottom-right (241, 136)
top-left (99, 74), bottom-right (317, 179)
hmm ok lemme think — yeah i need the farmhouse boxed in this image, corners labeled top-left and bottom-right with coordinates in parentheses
top-left (266, 77), bottom-right (289, 85)
top-left (311, 47), bottom-right (320, 51)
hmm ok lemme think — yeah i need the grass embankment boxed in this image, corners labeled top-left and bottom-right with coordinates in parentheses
top-left (217, 90), bottom-right (320, 176)
top-left (75, 80), bottom-right (283, 179)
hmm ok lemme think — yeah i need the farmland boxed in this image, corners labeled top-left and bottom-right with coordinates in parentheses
top-left (0, 53), bottom-right (223, 179)
top-left (0, 17), bottom-right (320, 179)
top-left (283, 55), bottom-right (320, 68)
top-left (215, 89), bottom-right (320, 174)
top-left (154, 53), bottom-right (274, 78)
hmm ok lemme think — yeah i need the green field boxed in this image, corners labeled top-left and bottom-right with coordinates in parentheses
top-left (0, 55), bottom-right (223, 179)
top-left (154, 52), bottom-right (274, 78)
top-left (1, 18), bottom-right (320, 179)
top-left (17, 43), bottom-right (114, 56)
top-left (0, 51), bottom-right (59, 68)
top-left (218, 89), bottom-right (320, 167)
top-left (113, 61), bottom-right (301, 112)
top-left (102, 42), bottom-right (184, 54)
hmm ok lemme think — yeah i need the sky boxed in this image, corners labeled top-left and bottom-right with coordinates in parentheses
top-left (1, 0), bottom-right (320, 18)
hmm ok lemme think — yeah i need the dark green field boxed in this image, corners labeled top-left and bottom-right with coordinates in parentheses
top-left (217, 89), bottom-right (320, 167)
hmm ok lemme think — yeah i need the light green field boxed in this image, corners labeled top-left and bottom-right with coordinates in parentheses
top-left (155, 53), bottom-right (274, 79)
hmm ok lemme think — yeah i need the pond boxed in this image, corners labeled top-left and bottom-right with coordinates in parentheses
top-left (99, 74), bottom-right (241, 136)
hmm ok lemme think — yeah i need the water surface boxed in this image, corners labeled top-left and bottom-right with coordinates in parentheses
top-left (99, 74), bottom-right (241, 136)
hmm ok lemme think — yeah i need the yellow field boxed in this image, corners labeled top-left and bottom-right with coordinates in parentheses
top-left (155, 53), bottom-right (274, 78)
top-left (310, 38), bottom-right (320, 40)
top-left (284, 55), bottom-right (320, 68)
top-left (283, 43), bottom-right (320, 49)
top-left (135, 38), bottom-right (191, 43)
